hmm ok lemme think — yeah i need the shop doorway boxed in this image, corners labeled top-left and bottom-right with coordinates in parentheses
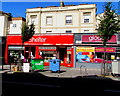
top-left (24, 47), bottom-right (35, 62)
top-left (58, 47), bottom-right (67, 63)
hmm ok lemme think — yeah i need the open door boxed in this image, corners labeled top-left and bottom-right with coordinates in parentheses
top-left (57, 47), bottom-right (67, 64)
top-left (24, 47), bottom-right (35, 62)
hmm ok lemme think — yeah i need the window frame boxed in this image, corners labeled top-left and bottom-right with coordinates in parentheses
top-left (84, 18), bottom-right (90, 23)
top-left (65, 15), bottom-right (72, 25)
top-left (84, 29), bottom-right (90, 33)
top-left (13, 24), bottom-right (17, 28)
top-left (46, 16), bottom-right (53, 26)
top-left (46, 31), bottom-right (52, 33)
top-left (83, 12), bottom-right (91, 23)
top-left (30, 15), bottom-right (37, 24)
top-left (66, 30), bottom-right (72, 33)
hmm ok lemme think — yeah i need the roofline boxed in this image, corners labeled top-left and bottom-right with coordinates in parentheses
top-left (11, 17), bottom-right (26, 22)
top-left (0, 11), bottom-right (11, 16)
top-left (26, 3), bottom-right (96, 10)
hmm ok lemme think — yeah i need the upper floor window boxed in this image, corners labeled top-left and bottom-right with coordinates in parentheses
top-left (13, 24), bottom-right (17, 27)
top-left (66, 30), bottom-right (72, 33)
top-left (83, 12), bottom-right (91, 23)
top-left (46, 31), bottom-right (52, 33)
top-left (84, 19), bottom-right (89, 23)
top-left (66, 15), bottom-right (72, 24)
top-left (30, 15), bottom-right (37, 24)
top-left (84, 29), bottom-right (89, 33)
top-left (46, 16), bottom-right (53, 25)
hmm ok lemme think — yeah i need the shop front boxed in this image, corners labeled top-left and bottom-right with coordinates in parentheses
top-left (74, 33), bottom-right (119, 68)
top-left (5, 34), bottom-right (74, 67)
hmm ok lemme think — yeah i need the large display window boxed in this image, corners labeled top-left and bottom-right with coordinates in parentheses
top-left (38, 46), bottom-right (57, 62)
top-left (8, 46), bottom-right (24, 64)
top-left (76, 47), bottom-right (116, 63)
top-left (40, 51), bottom-right (56, 62)
top-left (38, 46), bottom-right (73, 66)
top-left (76, 47), bottom-right (95, 63)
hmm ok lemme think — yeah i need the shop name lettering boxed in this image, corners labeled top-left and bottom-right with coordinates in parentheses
top-left (89, 35), bottom-right (102, 41)
top-left (29, 37), bottom-right (47, 42)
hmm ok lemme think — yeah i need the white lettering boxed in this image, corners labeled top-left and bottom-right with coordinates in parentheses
top-left (29, 37), bottom-right (47, 42)
top-left (89, 35), bottom-right (102, 41)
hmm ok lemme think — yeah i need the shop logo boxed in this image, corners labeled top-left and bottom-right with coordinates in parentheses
top-left (29, 37), bottom-right (47, 42)
top-left (89, 35), bottom-right (102, 41)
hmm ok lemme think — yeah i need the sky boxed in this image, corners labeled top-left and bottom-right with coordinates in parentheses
top-left (1, 2), bottom-right (120, 18)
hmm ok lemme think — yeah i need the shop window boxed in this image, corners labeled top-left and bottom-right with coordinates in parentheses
top-left (8, 46), bottom-right (24, 50)
top-left (9, 50), bottom-right (24, 64)
top-left (76, 47), bottom-right (117, 63)
top-left (67, 47), bottom-right (72, 50)
top-left (8, 46), bottom-right (25, 63)
top-left (76, 47), bottom-right (96, 63)
top-left (39, 51), bottom-right (56, 62)
top-left (67, 51), bottom-right (71, 64)
top-left (39, 46), bottom-right (56, 50)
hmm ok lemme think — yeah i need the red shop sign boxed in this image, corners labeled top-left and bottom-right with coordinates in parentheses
top-left (82, 35), bottom-right (117, 43)
top-left (95, 47), bottom-right (116, 52)
top-left (7, 34), bottom-right (74, 45)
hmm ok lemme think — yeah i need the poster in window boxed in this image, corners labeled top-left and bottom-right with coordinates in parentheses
top-left (76, 47), bottom-right (95, 63)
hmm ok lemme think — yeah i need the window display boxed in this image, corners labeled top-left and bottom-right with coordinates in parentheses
top-left (9, 50), bottom-right (21, 63)
top-left (76, 47), bottom-right (116, 63)
top-left (76, 47), bottom-right (95, 63)
top-left (39, 51), bottom-right (56, 62)
top-left (8, 46), bottom-right (24, 64)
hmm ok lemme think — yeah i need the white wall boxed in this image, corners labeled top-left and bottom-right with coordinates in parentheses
top-left (41, 11), bottom-right (79, 27)
top-left (9, 20), bottom-right (23, 34)
top-left (41, 11), bottom-right (80, 33)
top-left (41, 28), bottom-right (79, 33)
top-left (81, 28), bottom-right (94, 33)
top-left (26, 4), bottom-right (97, 33)
top-left (0, 16), bottom-right (5, 36)
top-left (0, 15), bottom-right (9, 36)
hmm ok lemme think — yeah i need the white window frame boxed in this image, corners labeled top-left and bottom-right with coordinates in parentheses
top-left (83, 12), bottom-right (91, 23)
top-left (13, 24), bottom-right (17, 28)
top-left (46, 16), bottom-right (53, 25)
top-left (30, 15), bottom-right (37, 24)
top-left (65, 15), bottom-right (72, 24)
top-left (84, 19), bottom-right (90, 23)
top-left (84, 29), bottom-right (89, 33)
top-left (66, 30), bottom-right (72, 33)
top-left (46, 31), bottom-right (52, 33)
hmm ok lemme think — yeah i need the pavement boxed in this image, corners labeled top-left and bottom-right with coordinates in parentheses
top-left (0, 65), bottom-right (120, 81)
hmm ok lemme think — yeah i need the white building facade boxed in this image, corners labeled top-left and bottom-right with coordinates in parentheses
top-left (0, 11), bottom-right (26, 35)
top-left (0, 11), bottom-right (10, 36)
top-left (26, 3), bottom-right (97, 33)
top-left (9, 17), bottom-right (26, 34)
